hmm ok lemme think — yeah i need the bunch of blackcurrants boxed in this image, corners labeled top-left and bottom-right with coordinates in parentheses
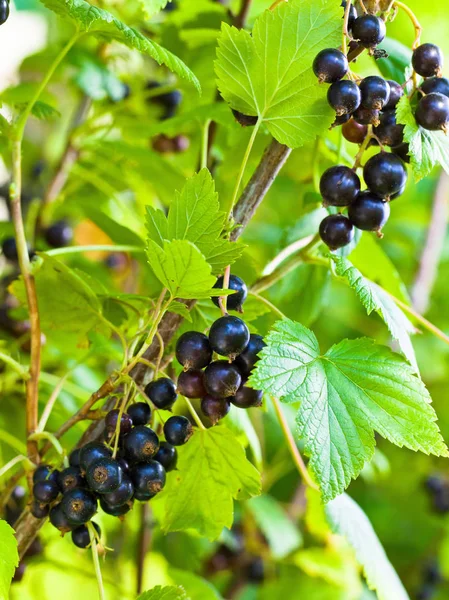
top-left (312, 4), bottom-right (449, 251)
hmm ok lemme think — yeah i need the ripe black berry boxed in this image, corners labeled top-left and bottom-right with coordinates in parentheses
top-left (123, 425), bottom-right (159, 462)
top-left (154, 441), bottom-right (178, 472)
top-left (234, 334), bottom-right (266, 377)
top-left (392, 143), bottom-right (410, 164)
top-left (425, 475), bottom-right (445, 494)
top-left (201, 396), bottom-right (231, 424)
top-left (415, 93), bottom-right (449, 132)
top-left (100, 497), bottom-right (132, 516)
top-left (163, 415), bottom-right (193, 446)
top-left (204, 361), bottom-right (242, 398)
top-left (231, 386), bottom-right (263, 409)
top-left (72, 522), bottom-right (101, 549)
top-left (384, 80), bottom-right (404, 110)
top-left (348, 192), bottom-right (390, 232)
top-left (247, 557), bottom-right (265, 583)
top-left (209, 316), bottom-right (250, 358)
top-left (131, 461), bottom-right (166, 500)
top-left (44, 220), bottom-right (73, 248)
top-left (148, 82), bottom-right (182, 119)
top-left (49, 503), bottom-right (74, 533)
top-left (33, 480), bottom-right (59, 504)
top-left (3, 237), bottom-right (18, 261)
top-left (58, 467), bottom-right (85, 493)
top-left (33, 465), bottom-right (60, 485)
top-left (373, 110), bottom-right (404, 147)
top-left (412, 43), bottom-right (444, 78)
top-left (352, 15), bottom-right (386, 48)
top-left (69, 449), bottom-right (81, 467)
top-left (145, 377), bottom-right (177, 410)
top-left (127, 402), bottom-right (151, 426)
top-left (320, 166), bottom-right (360, 207)
top-left (176, 331), bottom-right (212, 369)
top-left (319, 214), bottom-right (354, 250)
top-left (212, 274), bottom-right (248, 311)
top-left (86, 458), bottom-right (123, 493)
top-left (31, 500), bottom-right (50, 519)
top-left (61, 488), bottom-right (97, 525)
top-left (105, 409), bottom-right (133, 436)
top-left (421, 77), bottom-right (449, 98)
top-left (102, 474), bottom-right (134, 507)
top-left (342, 119), bottom-right (368, 144)
top-left (0, 0), bottom-right (9, 25)
top-left (327, 80), bottom-right (361, 116)
top-left (79, 442), bottom-right (111, 471)
top-left (232, 110), bottom-right (258, 127)
top-left (353, 106), bottom-right (380, 126)
top-left (363, 152), bottom-right (407, 198)
top-left (177, 369), bottom-right (206, 399)
top-left (360, 77), bottom-right (390, 111)
top-left (313, 49), bottom-right (348, 84)
top-left (331, 113), bottom-right (351, 128)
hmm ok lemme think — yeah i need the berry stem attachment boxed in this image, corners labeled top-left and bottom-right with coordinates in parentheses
top-left (393, 1), bottom-right (422, 49)
top-left (218, 265), bottom-right (231, 316)
top-left (353, 126), bottom-right (374, 169)
top-left (184, 397), bottom-right (206, 430)
top-left (87, 522), bottom-right (106, 600)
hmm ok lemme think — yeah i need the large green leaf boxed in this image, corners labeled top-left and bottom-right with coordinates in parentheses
top-left (250, 319), bottom-right (448, 502)
top-left (215, 0), bottom-right (341, 148)
top-left (160, 426), bottom-right (261, 539)
top-left (0, 520), bottom-right (19, 600)
top-left (137, 586), bottom-right (188, 600)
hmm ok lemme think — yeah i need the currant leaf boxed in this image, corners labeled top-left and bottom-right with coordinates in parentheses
top-left (0, 520), bottom-right (19, 600)
top-left (137, 585), bottom-right (188, 600)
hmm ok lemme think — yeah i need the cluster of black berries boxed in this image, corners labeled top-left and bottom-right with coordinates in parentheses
top-left (0, 0), bottom-right (9, 26)
top-left (1, 220), bottom-right (73, 263)
top-left (424, 474), bottom-right (449, 515)
top-left (412, 44), bottom-right (449, 133)
top-left (30, 403), bottom-right (183, 548)
top-left (146, 81), bottom-right (190, 153)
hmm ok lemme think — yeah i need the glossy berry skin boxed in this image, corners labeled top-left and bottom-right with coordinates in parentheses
top-left (163, 416), bottom-right (193, 446)
top-left (319, 214), bottom-right (354, 250)
top-left (373, 110), bottom-right (404, 147)
top-left (348, 192), bottom-right (390, 232)
top-left (86, 458), bottom-right (123, 493)
top-left (421, 77), bottom-right (449, 98)
top-left (79, 442), bottom-right (111, 471)
top-left (352, 15), bottom-right (386, 48)
top-left (123, 425), bottom-right (159, 462)
top-left (320, 165), bottom-right (360, 207)
top-left (131, 461), bottom-right (166, 500)
top-left (33, 480), bottom-right (59, 504)
top-left (145, 377), bottom-right (177, 410)
top-left (100, 497), bottom-right (132, 516)
top-left (412, 43), bottom-right (444, 78)
top-left (209, 316), bottom-right (250, 358)
top-left (201, 396), bottom-right (231, 424)
top-left (360, 77), bottom-right (390, 111)
top-left (384, 80), bottom-right (404, 110)
top-left (363, 153), bottom-right (407, 198)
top-left (313, 49), bottom-right (348, 84)
top-left (415, 93), bottom-right (449, 131)
top-left (0, 0), bottom-right (9, 25)
top-left (69, 448), bottom-right (81, 467)
top-left (44, 221), bottom-right (73, 248)
top-left (177, 369), bottom-right (206, 399)
top-left (176, 331), bottom-right (212, 369)
top-left (61, 488), bottom-right (97, 525)
top-left (342, 119), bottom-right (368, 144)
top-left (353, 106), bottom-right (380, 126)
top-left (204, 361), bottom-right (242, 398)
top-left (102, 474), bottom-right (134, 507)
top-left (72, 522), bottom-right (100, 549)
top-left (127, 402), bottom-right (151, 426)
top-left (232, 110), bottom-right (258, 127)
top-left (49, 503), bottom-right (74, 533)
top-left (33, 465), bottom-right (60, 485)
top-left (234, 334), bottom-right (266, 377)
top-left (58, 467), bottom-right (85, 493)
top-left (105, 409), bottom-right (133, 436)
top-left (212, 274), bottom-right (248, 311)
top-left (327, 80), bottom-right (361, 116)
top-left (231, 386), bottom-right (263, 409)
top-left (331, 113), bottom-right (351, 128)
top-left (31, 500), bottom-right (50, 519)
top-left (154, 441), bottom-right (177, 472)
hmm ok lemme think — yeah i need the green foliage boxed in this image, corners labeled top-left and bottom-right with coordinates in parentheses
top-left (137, 586), bottom-right (188, 600)
top-left (0, 520), bottom-right (19, 600)
top-left (138, 0), bottom-right (171, 19)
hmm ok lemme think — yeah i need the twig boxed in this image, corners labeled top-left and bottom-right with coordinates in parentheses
top-left (234, 0), bottom-right (253, 29)
top-left (88, 522), bottom-right (105, 600)
top-left (218, 265), bottom-right (231, 315)
top-left (136, 503), bottom-right (152, 595)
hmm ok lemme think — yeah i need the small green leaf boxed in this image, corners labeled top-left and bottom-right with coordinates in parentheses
top-left (168, 301), bottom-right (192, 322)
top-left (161, 426), bottom-right (261, 539)
top-left (0, 520), bottom-right (19, 600)
top-left (74, 56), bottom-right (127, 101)
top-left (137, 585), bottom-right (188, 600)
top-left (31, 101), bottom-right (61, 120)
top-left (137, 0), bottom-right (171, 19)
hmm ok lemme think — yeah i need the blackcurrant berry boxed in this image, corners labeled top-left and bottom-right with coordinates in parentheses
top-left (72, 522), bottom-right (101, 549)
top-left (177, 369), bottom-right (206, 399)
top-left (247, 557), bottom-right (265, 583)
top-left (127, 402), bottom-right (151, 426)
top-left (212, 274), bottom-right (248, 311)
top-left (342, 119), bottom-right (368, 144)
top-left (154, 441), bottom-right (178, 472)
top-left (320, 165), bottom-right (360, 207)
top-left (319, 214), bottom-right (354, 250)
top-left (352, 15), bottom-right (386, 48)
top-left (163, 415), bottom-right (193, 446)
top-left (79, 442), bottom-right (112, 471)
top-left (58, 467), bottom-right (85, 493)
top-left (0, 0), bottom-right (9, 25)
top-left (101, 474), bottom-right (134, 507)
top-left (313, 49), bottom-right (348, 84)
top-left (130, 461), bottom-right (166, 500)
top-left (415, 93), bottom-right (449, 132)
top-left (341, 1), bottom-right (357, 30)
top-left (100, 497), bottom-right (132, 516)
top-left (33, 465), bottom-right (60, 485)
top-left (234, 334), bottom-right (266, 377)
top-left (3, 237), bottom-right (18, 261)
top-left (123, 425), bottom-right (159, 462)
top-left (105, 409), bottom-right (133, 436)
top-left (348, 191), bottom-right (390, 232)
top-left (49, 503), bottom-right (74, 533)
top-left (209, 316), bottom-right (250, 358)
top-left (204, 361), bottom-right (242, 398)
top-left (390, 183), bottom-right (406, 200)
top-left (412, 43), bottom-right (444, 78)
top-left (392, 143), bottom-right (410, 164)
top-left (145, 377), bottom-right (177, 410)
top-left (61, 488), bottom-right (97, 525)
top-left (69, 448), bottom-right (81, 467)
top-left (421, 77), bottom-right (449, 98)
top-left (30, 499), bottom-right (50, 519)
top-left (360, 77), bottom-right (390, 111)
top-left (231, 386), bottom-right (263, 409)
top-left (86, 458), bottom-right (123, 494)
top-left (363, 152), bottom-right (407, 198)
top-left (163, 0), bottom-right (177, 12)
top-left (327, 80), bottom-right (361, 116)
top-left (176, 331), bottom-right (212, 369)
top-left (353, 106), bottom-right (380, 126)
top-left (373, 110), bottom-right (404, 147)
top-left (33, 480), bottom-right (59, 504)
top-left (232, 110), bottom-right (258, 127)
top-left (425, 475), bottom-right (445, 494)
top-left (384, 80), bottom-right (404, 110)
top-left (44, 220), bottom-right (73, 248)
top-left (201, 396), bottom-right (231, 424)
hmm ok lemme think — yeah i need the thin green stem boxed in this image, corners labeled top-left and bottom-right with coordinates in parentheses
top-left (342, 0), bottom-right (352, 54)
top-left (312, 136), bottom-right (321, 194)
top-left (45, 245), bottom-right (144, 256)
top-left (249, 292), bottom-right (286, 319)
top-left (201, 119), bottom-right (211, 170)
top-left (0, 430), bottom-right (27, 455)
top-left (29, 432), bottom-right (69, 467)
top-left (184, 397), bottom-right (206, 430)
top-left (393, 1), bottom-right (422, 49)
top-left (88, 522), bottom-right (105, 600)
top-left (0, 455), bottom-right (34, 479)
top-left (0, 352), bottom-right (29, 379)
top-left (37, 371), bottom-right (72, 433)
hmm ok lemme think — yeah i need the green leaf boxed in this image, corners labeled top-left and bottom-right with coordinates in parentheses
top-left (0, 520), bottom-right (19, 600)
top-left (167, 568), bottom-right (222, 600)
top-left (250, 319), bottom-right (448, 502)
top-left (138, 0), bottom-right (171, 19)
top-left (326, 493), bottom-right (410, 600)
top-left (31, 101), bottom-right (61, 120)
top-left (376, 38), bottom-right (412, 83)
top-left (168, 301), bottom-right (193, 322)
top-left (215, 0), bottom-right (341, 148)
top-left (74, 56), bottom-right (127, 101)
top-left (396, 95), bottom-right (449, 181)
top-left (161, 426), bottom-right (261, 539)
top-left (137, 585), bottom-right (188, 600)
top-left (332, 255), bottom-right (417, 370)
top-left (40, 0), bottom-right (200, 92)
